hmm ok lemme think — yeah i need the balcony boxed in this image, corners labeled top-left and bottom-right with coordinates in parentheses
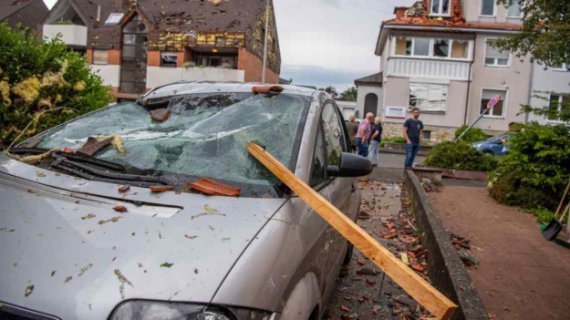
top-left (387, 58), bottom-right (470, 81)
top-left (43, 24), bottom-right (88, 48)
top-left (146, 66), bottom-right (245, 89)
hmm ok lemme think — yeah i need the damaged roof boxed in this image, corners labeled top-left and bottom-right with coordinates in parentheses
top-left (61, 0), bottom-right (267, 32)
top-left (0, 0), bottom-right (49, 30)
top-left (376, 0), bottom-right (522, 55)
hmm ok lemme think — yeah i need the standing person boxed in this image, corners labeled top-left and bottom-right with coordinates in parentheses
top-left (403, 107), bottom-right (423, 168)
top-left (346, 115), bottom-right (358, 152)
top-left (368, 117), bottom-right (383, 167)
top-left (356, 112), bottom-right (374, 157)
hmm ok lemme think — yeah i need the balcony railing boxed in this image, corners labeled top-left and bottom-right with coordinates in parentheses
top-left (387, 58), bottom-right (470, 81)
top-left (43, 24), bottom-right (88, 48)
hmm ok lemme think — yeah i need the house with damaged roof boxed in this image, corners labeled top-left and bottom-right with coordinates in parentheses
top-left (42, 0), bottom-right (281, 98)
top-left (374, 0), bottom-right (569, 143)
top-left (1, 0), bottom-right (48, 31)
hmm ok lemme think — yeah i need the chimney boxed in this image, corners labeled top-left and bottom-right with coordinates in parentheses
top-left (393, 7), bottom-right (408, 19)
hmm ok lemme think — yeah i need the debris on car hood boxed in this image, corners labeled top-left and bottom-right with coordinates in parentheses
top-left (0, 159), bottom-right (286, 319)
top-left (188, 177), bottom-right (241, 197)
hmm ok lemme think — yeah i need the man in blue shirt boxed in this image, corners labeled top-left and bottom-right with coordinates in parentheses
top-left (403, 107), bottom-right (423, 168)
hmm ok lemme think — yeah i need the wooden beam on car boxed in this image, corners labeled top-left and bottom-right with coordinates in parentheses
top-left (247, 142), bottom-right (457, 320)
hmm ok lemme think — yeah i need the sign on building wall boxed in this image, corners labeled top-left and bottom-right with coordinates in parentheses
top-left (385, 106), bottom-right (407, 118)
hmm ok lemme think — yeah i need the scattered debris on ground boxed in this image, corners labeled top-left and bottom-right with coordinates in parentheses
top-left (326, 179), bottom-right (433, 319)
top-left (450, 233), bottom-right (479, 268)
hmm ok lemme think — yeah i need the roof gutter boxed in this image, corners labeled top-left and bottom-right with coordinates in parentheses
top-left (382, 23), bottom-right (521, 35)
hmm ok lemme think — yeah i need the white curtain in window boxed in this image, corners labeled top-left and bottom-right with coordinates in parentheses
top-left (410, 83), bottom-right (448, 112)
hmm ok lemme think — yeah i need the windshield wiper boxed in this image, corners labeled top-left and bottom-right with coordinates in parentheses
top-left (51, 154), bottom-right (168, 187)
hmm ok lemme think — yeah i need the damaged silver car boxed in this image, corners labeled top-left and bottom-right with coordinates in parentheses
top-left (0, 82), bottom-right (371, 320)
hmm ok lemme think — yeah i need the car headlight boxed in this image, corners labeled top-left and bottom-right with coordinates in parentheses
top-left (109, 300), bottom-right (275, 320)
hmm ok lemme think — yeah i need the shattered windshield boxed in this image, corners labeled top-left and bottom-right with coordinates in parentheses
top-left (36, 92), bottom-right (311, 192)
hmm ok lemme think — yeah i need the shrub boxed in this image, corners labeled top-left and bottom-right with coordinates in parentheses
top-left (0, 23), bottom-right (111, 149)
top-left (488, 123), bottom-right (570, 211)
top-left (424, 141), bottom-right (498, 171)
top-left (383, 136), bottom-right (407, 144)
top-left (454, 125), bottom-right (488, 144)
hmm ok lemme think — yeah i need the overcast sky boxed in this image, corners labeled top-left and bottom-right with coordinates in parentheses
top-left (43, 0), bottom-right (414, 91)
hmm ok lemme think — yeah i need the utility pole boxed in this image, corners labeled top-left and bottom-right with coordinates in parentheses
top-left (261, 0), bottom-right (270, 83)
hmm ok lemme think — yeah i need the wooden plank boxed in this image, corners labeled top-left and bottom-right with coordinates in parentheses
top-left (247, 142), bottom-right (457, 320)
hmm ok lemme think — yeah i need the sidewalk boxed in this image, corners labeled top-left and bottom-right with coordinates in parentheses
top-left (430, 185), bottom-right (570, 320)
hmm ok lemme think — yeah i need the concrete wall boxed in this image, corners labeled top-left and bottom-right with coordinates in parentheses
top-left (146, 67), bottom-right (245, 88)
top-left (336, 101), bottom-right (358, 120)
top-left (43, 24), bottom-right (88, 48)
top-left (383, 77), bottom-right (469, 127)
top-left (528, 64), bottom-right (570, 124)
top-left (90, 65), bottom-right (120, 88)
top-left (356, 85), bottom-right (383, 118)
top-left (466, 34), bottom-right (531, 133)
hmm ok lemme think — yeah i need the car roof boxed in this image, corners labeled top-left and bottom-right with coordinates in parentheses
top-left (140, 81), bottom-right (318, 104)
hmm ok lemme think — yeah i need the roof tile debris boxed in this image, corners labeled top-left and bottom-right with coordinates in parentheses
top-left (385, 0), bottom-right (522, 31)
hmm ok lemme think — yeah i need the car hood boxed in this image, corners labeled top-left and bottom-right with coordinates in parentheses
top-left (0, 157), bottom-right (286, 319)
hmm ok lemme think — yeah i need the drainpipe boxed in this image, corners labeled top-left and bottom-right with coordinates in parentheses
top-left (463, 52), bottom-right (474, 126)
top-left (525, 61), bottom-right (534, 124)
top-left (261, 0), bottom-right (270, 83)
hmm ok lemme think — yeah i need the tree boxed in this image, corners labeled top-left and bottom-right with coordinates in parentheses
top-left (0, 23), bottom-right (111, 148)
top-left (495, 0), bottom-right (570, 67)
top-left (340, 86), bottom-right (357, 101)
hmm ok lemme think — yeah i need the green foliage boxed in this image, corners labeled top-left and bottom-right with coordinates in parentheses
top-left (424, 141), bottom-right (498, 171)
top-left (495, 0), bottom-right (570, 66)
top-left (521, 92), bottom-right (570, 122)
top-left (454, 125), bottom-right (488, 144)
top-left (528, 208), bottom-right (556, 224)
top-left (383, 136), bottom-right (407, 144)
top-left (340, 86), bottom-right (357, 102)
top-left (0, 23), bottom-right (111, 148)
top-left (489, 123), bottom-right (570, 211)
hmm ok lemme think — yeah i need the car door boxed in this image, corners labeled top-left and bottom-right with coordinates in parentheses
top-left (309, 102), bottom-right (356, 305)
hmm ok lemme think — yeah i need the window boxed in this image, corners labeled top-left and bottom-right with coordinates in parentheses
top-left (160, 52), bottom-right (178, 67)
top-left (321, 104), bottom-right (347, 166)
top-left (547, 94), bottom-right (570, 121)
top-left (451, 40), bottom-right (468, 59)
top-left (215, 36), bottom-right (225, 47)
top-left (309, 126), bottom-right (326, 187)
top-left (395, 36), bottom-right (412, 56)
top-left (507, 0), bottom-right (522, 17)
top-left (433, 39), bottom-right (449, 57)
top-left (413, 38), bottom-right (430, 56)
top-left (409, 82), bottom-right (448, 112)
top-left (105, 12), bottom-right (124, 25)
top-left (485, 40), bottom-right (509, 66)
top-left (481, 89), bottom-right (507, 117)
top-left (431, 0), bottom-right (450, 15)
top-left (481, 0), bottom-right (495, 15)
top-left (393, 37), bottom-right (471, 60)
top-left (422, 130), bottom-right (432, 141)
top-left (93, 50), bottom-right (108, 64)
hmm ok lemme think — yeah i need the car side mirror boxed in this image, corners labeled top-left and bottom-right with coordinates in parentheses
top-left (327, 152), bottom-right (373, 177)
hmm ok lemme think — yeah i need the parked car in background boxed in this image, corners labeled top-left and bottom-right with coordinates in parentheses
top-left (472, 133), bottom-right (512, 155)
top-left (0, 82), bottom-right (371, 320)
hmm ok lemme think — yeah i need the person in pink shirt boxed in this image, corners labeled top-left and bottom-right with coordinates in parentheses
top-left (355, 112), bottom-right (374, 157)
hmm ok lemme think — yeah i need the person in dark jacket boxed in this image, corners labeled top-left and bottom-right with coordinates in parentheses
top-left (403, 107), bottom-right (423, 168)
top-left (346, 115), bottom-right (358, 152)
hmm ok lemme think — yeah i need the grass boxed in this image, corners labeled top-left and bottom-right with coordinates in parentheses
top-left (527, 208), bottom-right (555, 224)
